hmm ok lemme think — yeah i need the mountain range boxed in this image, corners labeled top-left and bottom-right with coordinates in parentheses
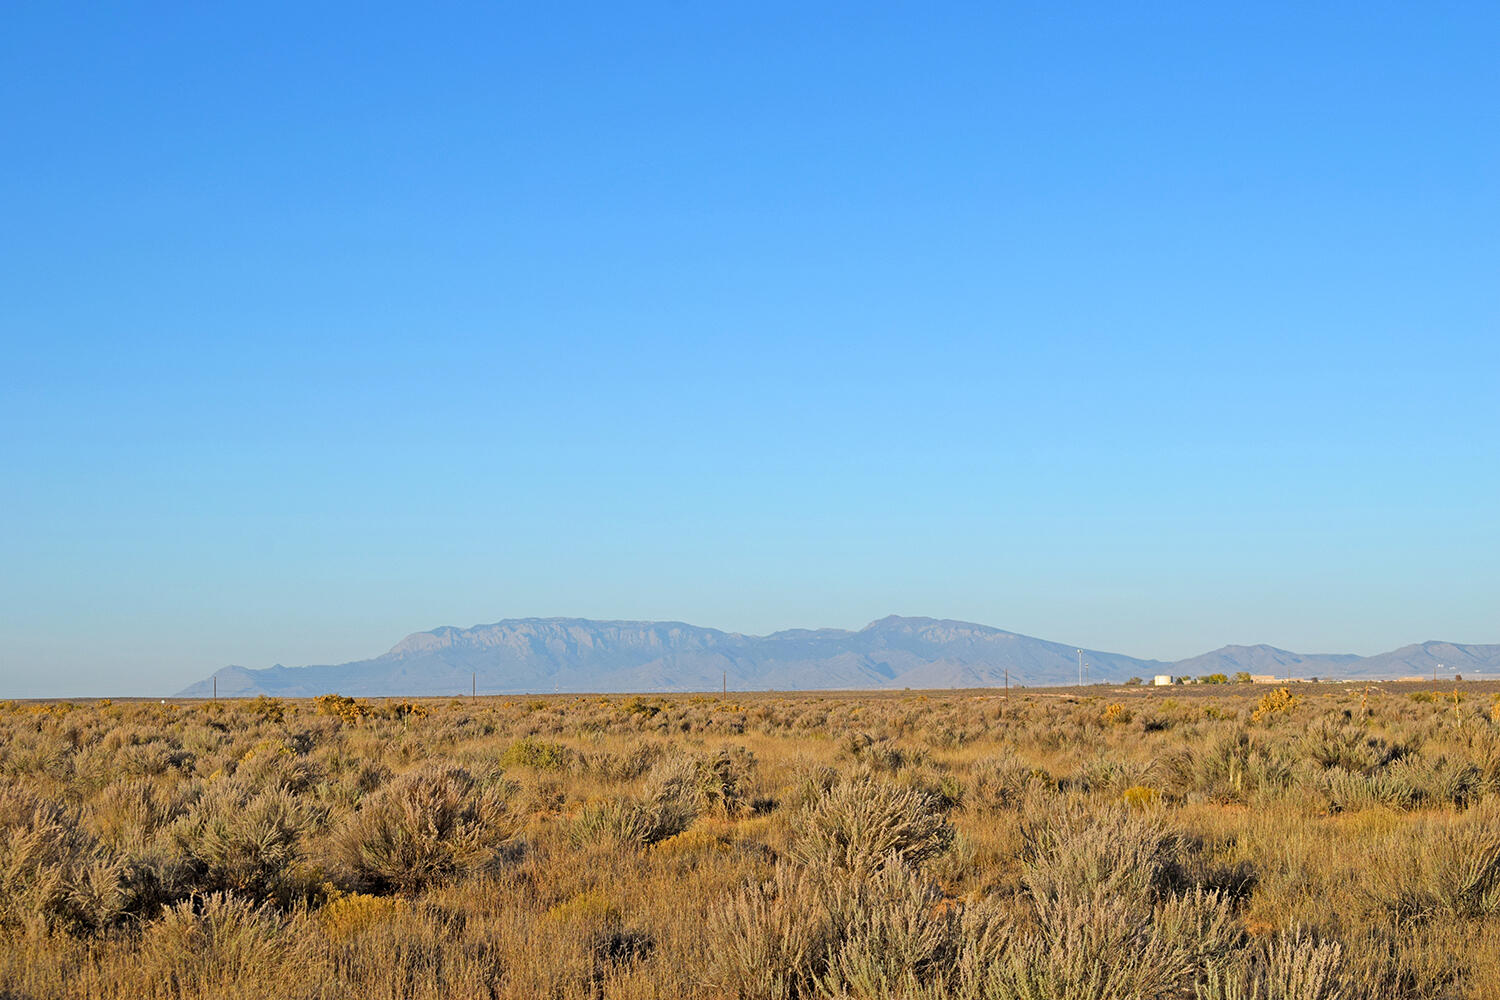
top-left (176, 617), bottom-right (1500, 697)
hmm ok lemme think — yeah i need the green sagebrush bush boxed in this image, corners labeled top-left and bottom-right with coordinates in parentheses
top-left (0, 787), bottom-right (131, 934)
top-left (1165, 729), bottom-right (1293, 804)
top-left (139, 892), bottom-right (286, 989)
top-left (790, 777), bottom-right (954, 875)
top-left (500, 736), bottom-right (575, 771)
top-left (714, 860), bottom-right (1242, 1000)
top-left (967, 754), bottom-right (1042, 811)
top-left (1382, 802), bottom-right (1500, 922)
top-left (711, 858), bottom-right (1006, 1000)
top-left (1019, 799), bottom-right (1174, 912)
top-left (335, 764), bottom-right (513, 893)
top-left (979, 888), bottom-right (1201, 1000)
top-left (171, 784), bottom-right (322, 905)
top-left (1196, 930), bottom-right (1350, 1000)
top-left (85, 776), bottom-right (195, 852)
top-left (1299, 718), bottom-right (1408, 775)
top-left (572, 757), bottom-right (700, 848)
top-left (1320, 755), bottom-right (1483, 814)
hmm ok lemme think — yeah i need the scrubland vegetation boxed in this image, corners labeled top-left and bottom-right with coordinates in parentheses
top-left (2, 683), bottom-right (1500, 998)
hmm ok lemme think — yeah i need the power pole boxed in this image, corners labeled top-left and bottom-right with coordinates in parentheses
top-left (1076, 649), bottom-right (1082, 688)
top-left (722, 670), bottom-right (727, 695)
top-left (212, 676), bottom-right (216, 700)
top-left (1004, 668), bottom-right (1009, 698)
top-left (472, 672), bottom-right (476, 702)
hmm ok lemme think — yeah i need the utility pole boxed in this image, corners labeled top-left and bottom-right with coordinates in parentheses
top-left (722, 670), bottom-right (727, 695)
top-left (472, 672), bottom-right (476, 702)
top-left (212, 676), bottom-right (216, 700)
top-left (1004, 668), bottom-right (1009, 698)
top-left (1076, 649), bottom-right (1082, 688)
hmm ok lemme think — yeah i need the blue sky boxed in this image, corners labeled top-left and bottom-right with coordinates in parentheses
top-left (2, 3), bottom-right (1496, 696)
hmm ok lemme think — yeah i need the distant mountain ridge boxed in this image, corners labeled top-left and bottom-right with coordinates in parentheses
top-left (176, 617), bottom-right (1500, 697)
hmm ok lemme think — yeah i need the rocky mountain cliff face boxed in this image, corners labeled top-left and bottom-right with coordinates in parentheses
top-left (176, 617), bottom-right (1500, 697)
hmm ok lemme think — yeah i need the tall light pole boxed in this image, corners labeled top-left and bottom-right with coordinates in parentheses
top-left (1076, 649), bottom-right (1082, 687)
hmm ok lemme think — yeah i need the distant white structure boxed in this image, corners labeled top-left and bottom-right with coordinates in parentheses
top-left (1153, 675), bottom-right (1173, 687)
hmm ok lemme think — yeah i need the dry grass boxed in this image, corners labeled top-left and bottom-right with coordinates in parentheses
top-left (1, 683), bottom-right (1499, 998)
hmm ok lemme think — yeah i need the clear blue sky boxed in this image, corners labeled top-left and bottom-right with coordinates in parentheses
top-left (2, 3), bottom-right (1496, 696)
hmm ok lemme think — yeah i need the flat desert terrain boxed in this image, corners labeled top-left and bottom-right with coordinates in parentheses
top-left (2, 683), bottom-right (1498, 999)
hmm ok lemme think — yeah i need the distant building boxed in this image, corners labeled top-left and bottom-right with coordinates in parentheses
top-left (1250, 674), bottom-right (1281, 684)
top-left (1153, 675), bottom-right (1173, 686)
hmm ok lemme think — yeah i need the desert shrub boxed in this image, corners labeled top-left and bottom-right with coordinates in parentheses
top-left (1199, 931), bottom-right (1350, 1000)
top-left (1121, 784), bottom-right (1162, 809)
top-left (314, 693), bottom-right (376, 725)
top-left (785, 761), bottom-right (840, 811)
top-left (229, 737), bottom-right (321, 794)
top-left (247, 696), bottom-right (285, 724)
top-left (1418, 755), bottom-right (1483, 808)
top-left (712, 859), bottom-right (996, 1000)
top-left (1252, 688), bottom-right (1299, 723)
top-left (319, 891), bottom-right (408, 940)
top-left (335, 764), bottom-right (512, 893)
top-left (85, 777), bottom-right (194, 851)
top-left (813, 861), bottom-right (971, 997)
top-left (387, 700), bottom-right (429, 720)
top-left (0, 788), bottom-right (130, 934)
top-left (1300, 718), bottom-right (1406, 774)
top-left (1318, 764), bottom-right (1424, 813)
top-left (115, 739), bottom-right (196, 778)
top-left (838, 732), bottom-right (925, 773)
top-left (1260, 933), bottom-right (1351, 1000)
top-left (622, 697), bottom-right (661, 719)
top-left (0, 729), bottom-right (75, 782)
top-left (138, 892), bottom-right (286, 987)
top-left (351, 759), bottom-right (392, 795)
top-left (686, 746), bottom-right (757, 816)
top-left (171, 785), bottom-right (319, 904)
top-left (500, 736), bottom-right (575, 771)
top-left (711, 863), bottom-right (834, 999)
top-left (572, 761), bottom-right (698, 848)
top-left (1165, 729), bottom-right (1293, 804)
top-left (652, 824), bottom-right (732, 857)
top-left (1321, 754), bottom-right (1484, 814)
top-left (1384, 805), bottom-right (1500, 921)
top-left (979, 888), bottom-right (1200, 1000)
top-left (1154, 888), bottom-right (1243, 970)
top-left (1338, 920), bottom-right (1469, 999)
top-left (968, 754), bottom-right (1038, 810)
top-left (543, 888), bottom-right (654, 976)
top-left (1019, 799), bottom-right (1176, 915)
top-left (1140, 711), bottom-right (1173, 733)
top-left (584, 742), bottom-right (664, 782)
top-left (574, 798), bottom-right (678, 848)
top-left (1062, 756), bottom-right (1146, 796)
top-left (7, 688), bottom-right (1500, 997)
top-left (791, 778), bottom-right (954, 875)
